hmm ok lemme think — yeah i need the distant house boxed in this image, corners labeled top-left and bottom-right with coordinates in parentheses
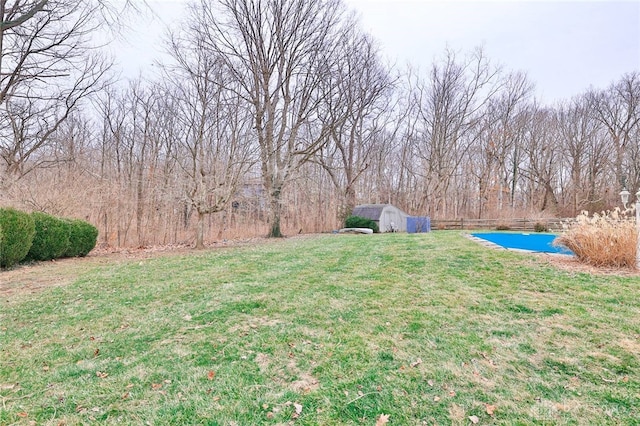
top-left (352, 204), bottom-right (409, 233)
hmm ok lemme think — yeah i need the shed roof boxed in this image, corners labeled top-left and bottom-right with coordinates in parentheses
top-left (352, 204), bottom-right (391, 221)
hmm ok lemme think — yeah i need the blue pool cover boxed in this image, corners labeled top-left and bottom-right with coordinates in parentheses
top-left (471, 232), bottom-right (574, 255)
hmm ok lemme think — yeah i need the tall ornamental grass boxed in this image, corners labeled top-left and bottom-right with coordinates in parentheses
top-left (554, 209), bottom-right (637, 268)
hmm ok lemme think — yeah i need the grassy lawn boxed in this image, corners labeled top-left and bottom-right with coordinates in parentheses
top-left (1, 232), bottom-right (638, 425)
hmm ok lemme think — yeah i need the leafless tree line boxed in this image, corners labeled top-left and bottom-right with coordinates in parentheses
top-left (0, 0), bottom-right (639, 247)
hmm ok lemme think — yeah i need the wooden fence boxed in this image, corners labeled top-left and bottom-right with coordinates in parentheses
top-left (430, 218), bottom-right (569, 232)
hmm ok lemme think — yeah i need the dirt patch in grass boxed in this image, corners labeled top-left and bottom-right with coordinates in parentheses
top-left (254, 353), bottom-right (320, 394)
top-left (0, 255), bottom-right (112, 298)
top-left (228, 316), bottom-right (283, 334)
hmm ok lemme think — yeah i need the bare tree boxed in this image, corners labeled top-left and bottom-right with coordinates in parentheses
top-left (191, 0), bottom-right (348, 237)
top-left (587, 72), bottom-right (640, 193)
top-left (317, 27), bottom-right (395, 223)
top-left (556, 95), bottom-right (610, 214)
top-left (469, 71), bottom-right (533, 217)
top-left (410, 47), bottom-right (501, 217)
top-left (164, 29), bottom-right (256, 249)
top-left (519, 105), bottom-right (562, 212)
top-left (0, 0), bottom-right (126, 187)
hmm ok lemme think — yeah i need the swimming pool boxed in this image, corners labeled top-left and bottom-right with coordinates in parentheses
top-left (471, 232), bottom-right (574, 255)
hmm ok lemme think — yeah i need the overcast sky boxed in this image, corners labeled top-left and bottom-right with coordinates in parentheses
top-left (114, 0), bottom-right (640, 104)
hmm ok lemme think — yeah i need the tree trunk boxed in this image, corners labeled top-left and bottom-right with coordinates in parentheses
top-left (196, 210), bottom-right (205, 249)
top-left (268, 189), bottom-right (284, 238)
top-left (338, 185), bottom-right (356, 225)
top-left (136, 163), bottom-right (145, 247)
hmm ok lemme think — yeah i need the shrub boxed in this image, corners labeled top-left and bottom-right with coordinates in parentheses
top-left (496, 224), bottom-right (511, 231)
top-left (26, 212), bottom-right (70, 261)
top-left (345, 215), bottom-right (379, 233)
top-left (64, 219), bottom-right (98, 257)
top-left (0, 208), bottom-right (36, 268)
top-left (554, 209), bottom-right (637, 269)
top-left (534, 222), bottom-right (549, 233)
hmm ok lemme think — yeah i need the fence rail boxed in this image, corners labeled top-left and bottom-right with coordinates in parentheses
top-left (430, 218), bottom-right (569, 232)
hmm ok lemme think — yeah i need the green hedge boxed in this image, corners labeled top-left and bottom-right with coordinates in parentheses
top-left (27, 212), bottom-right (70, 261)
top-left (345, 215), bottom-right (379, 233)
top-left (0, 208), bottom-right (36, 268)
top-left (64, 219), bottom-right (98, 257)
top-left (0, 208), bottom-right (99, 266)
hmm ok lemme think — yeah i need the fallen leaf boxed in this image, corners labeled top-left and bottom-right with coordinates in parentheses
top-left (427, 379), bottom-right (434, 387)
top-left (151, 383), bottom-right (162, 390)
top-left (183, 314), bottom-right (192, 321)
top-left (434, 396), bottom-right (441, 402)
top-left (266, 412), bottom-right (274, 419)
top-left (622, 376), bottom-right (629, 383)
top-left (164, 379), bottom-right (172, 384)
top-left (485, 403), bottom-right (496, 416)
top-left (96, 371), bottom-right (108, 379)
top-left (43, 365), bottom-right (50, 372)
top-left (469, 415), bottom-right (479, 424)
top-left (207, 371), bottom-right (216, 380)
top-left (375, 413), bottom-right (390, 426)
top-left (449, 390), bottom-right (456, 397)
top-left (411, 358), bottom-right (423, 368)
top-left (121, 392), bottom-right (129, 400)
top-left (94, 349), bottom-right (100, 357)
top-left (17, 412), bottom-right (28, 418)
top-left (294, 402), bottom-right (303, 416)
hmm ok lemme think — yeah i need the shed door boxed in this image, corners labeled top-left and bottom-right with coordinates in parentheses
top-left (384, 211), bottom-right (398, 232)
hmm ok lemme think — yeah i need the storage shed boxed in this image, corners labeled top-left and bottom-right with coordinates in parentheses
top-left (352, 204), bottom-right (409, 233)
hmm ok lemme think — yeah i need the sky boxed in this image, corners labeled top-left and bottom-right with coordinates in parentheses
top-left (113, 0), bottom-right (640, 104)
